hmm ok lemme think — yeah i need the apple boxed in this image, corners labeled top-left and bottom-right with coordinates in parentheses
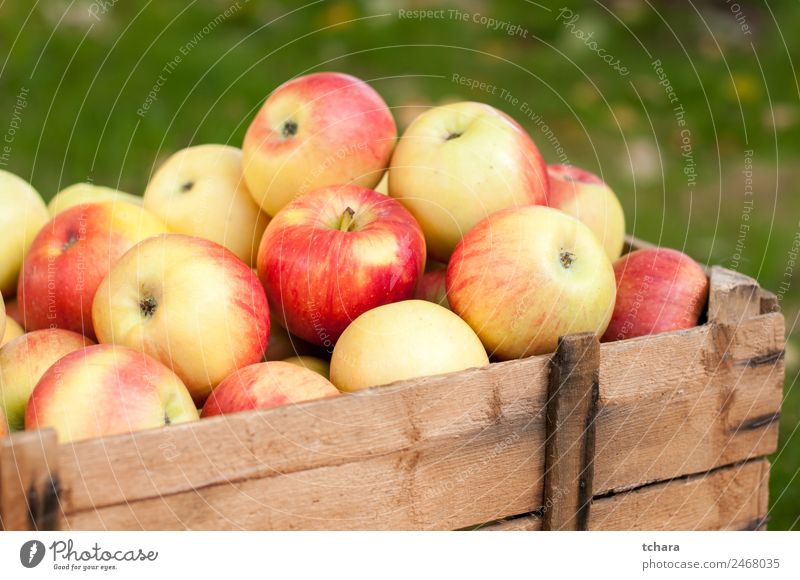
top-left (201, 361), bottom-right (339, 417)
top-left (18, 201), bottom-right (168, 339)
top-left (47, 183), bottom-right (143, 216)
top-left (3, 297), bottom-right (26, 329)
top-left (447, 206), bottom-right (616, 359)
top-left (144, 144), bottom-right (269, 266)
top-left (283, 356), bottom-right (330, 379)
top-left (257, 184), bottom-right (425, 347)
top-left (374, 172), bottom-right (389, 195)
top-left (242, 72), bottom-right (397, 216)
top-left (264, 314), bottom-right (318, 361)
top-left (0, 329), bottom-right (93, 432)
top-left (1, 316), bottom-right (24, 347)
top-left (413, 267), bottom-right (450, 310)
top-left (92, 234), bottom-right (270, 403)
top-left (602, 248), bottom-right (709, 342)
top-left (25, 344), bottom-right (198, 443)
top-left (388, 101), bottom-right (549, 261)
top-left (0, 170), bottom-right (50, 297)
top-left (0, 294), bottom-right (5, 342)
top-left (330, 299), bottom-right (489, 392)
top-left (546, 164), bottom-right (626, 261)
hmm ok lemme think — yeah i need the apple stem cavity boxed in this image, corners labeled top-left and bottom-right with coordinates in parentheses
top-left (139, 295), bottom-right (158, 318)
top-left (445, 131), bottom-right (462, 141)
top-left (62, 234), bottom-right (79, 252)
top-left (337, 206), bottom-right (357, 232)
top-left (282, 120), bottom-right (298, 139)
top-left (560, 249), bottom-right (576, 269)
top-left (180, 181), bottom-right (194, 193)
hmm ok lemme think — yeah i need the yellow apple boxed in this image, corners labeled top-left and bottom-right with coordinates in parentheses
top-left (1, 316), bottom-right (24, 346)
top-left (144, 145), bottom-right (269, 266)
top-left (389, 101), bottom-right (549, 261)
top-left (547, 165), bottom-right (626, 261)
top-left (283, 356), bottom-right (330, 379)
top-left (447, 206), bottom-right (616, 359)
top-left (330, 300), bottom-right (489, 392)
top-left (47, 183), bottom-right (143, 216)
top-left (0, 170), bottom-right (50, 296)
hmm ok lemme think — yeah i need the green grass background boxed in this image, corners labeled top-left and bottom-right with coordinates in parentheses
top-left (1, 0), bottom-right (797, 529)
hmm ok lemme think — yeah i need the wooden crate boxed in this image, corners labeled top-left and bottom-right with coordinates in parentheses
top-left (0, 239), bottom-right (785, 531)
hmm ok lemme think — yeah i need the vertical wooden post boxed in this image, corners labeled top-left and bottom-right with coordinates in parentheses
top-left (0, 429), bottom-right (62, 531)
top-left (708, 266), bottom-right (761, 324)
top-left (542, 332), bottom-right (599, 531)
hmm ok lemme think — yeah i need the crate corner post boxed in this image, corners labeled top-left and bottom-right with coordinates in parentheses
top-left (543, 332), bottom-right (600, 531)
top-left (0, 428), bottom-right (62, 531)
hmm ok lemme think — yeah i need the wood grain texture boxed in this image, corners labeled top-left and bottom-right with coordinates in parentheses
top-left (590, 459), bottom-right (770, 531)
top-left (595, 313), bottom-right (783, 494)
top-left (708, 266), bottom-right (760, 324)
top-left (543, 333), bottom-right (599, 531)
top-left (59, 357), bottom-right (549, 530)
top-left (0, 429), bottom-right (61, 530)
top-left (482, 459), bottom-right (769, 531)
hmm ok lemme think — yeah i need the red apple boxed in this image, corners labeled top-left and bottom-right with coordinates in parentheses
top-left (18, 201), bottom-right (168, 339)
top-left (201, 361), bottom-right (339, 417)
top-left (414, 268), bottom-right (450, 310)
top-left (0, 329), bottom-right (94, 431)
top-left (257, 184), bottom-right (425, 348)
top-left (602, 248), bottom-right (709, 342)
top-left (92, 234), bottom-right (271, 404)
top-left (25, 344), bottom-right (198, 443)
top-left (546, 164), bottom-right (626, 261)
top-left (243, 72), bottom-right (396, 217)
top-left (447, 206), bottom-right (616, 359)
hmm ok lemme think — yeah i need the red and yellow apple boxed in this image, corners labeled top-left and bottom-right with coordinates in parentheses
top-left (144, 145), bottom-right (269, 266)
top-left (25, 344), bottom-right (198, 443)
top-left (602, 248), bottom-right (709, 342)
top-left (201, 361), bottom-right (339, 417)
top-left (447, 206), bottom-right (616, 359)
top-left (17, 201), bottom-right (168, 339)
top-left (47, 183), bottom-right (143, 216)
top-left (92, 234), bottom-right (270, 403)
top-left (330, 300), bottom-right (489, 392)
top-left (0, 170), bottom-right (50, 297)
top-left (0, 329), bottom-right (93, 432)
top-left (546, 164), bottom-right (625, 261)
top-left (389, 101), bottom-right (549, 261)
top-left (242, 72), bottom-right (397, 216)
top-left (257, 184), bottom-right (425, 347)
top-left (283, 355), bottom-right (330, 379)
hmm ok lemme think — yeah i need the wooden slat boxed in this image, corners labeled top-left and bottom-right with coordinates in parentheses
top-left (594, 313), bottom-right (783, 494)
top-left (543, 333), bottom-right (599, 530)
top-left (0, 429), bottom-right (61, 530)
top-left (590, 459), bottom-right (770, 530)
top-left (59, 357), bottom-right (549, 530)
top-left (480, 514), bottom-right (542, 531)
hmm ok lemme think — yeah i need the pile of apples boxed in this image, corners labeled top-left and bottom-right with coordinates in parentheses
top-left (0, 72), bottom-right (709, 443)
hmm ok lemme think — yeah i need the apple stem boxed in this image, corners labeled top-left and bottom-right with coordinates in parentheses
top-left (338, 207), bottom-right (357, 232)
top-left (560, 250), bottom-right (576, 269)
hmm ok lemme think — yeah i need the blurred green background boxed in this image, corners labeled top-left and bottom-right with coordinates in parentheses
top-left (1, 0), bottom-right (797, 528)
